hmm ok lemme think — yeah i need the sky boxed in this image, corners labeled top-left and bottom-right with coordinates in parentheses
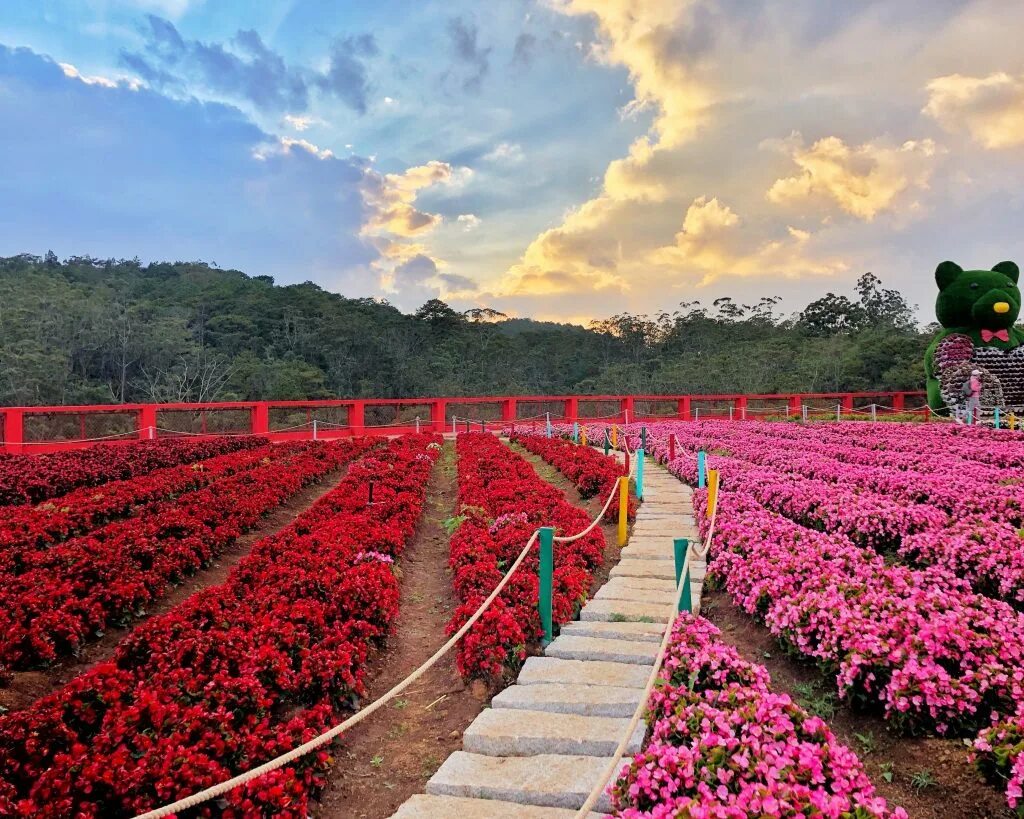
top-left (2, 0), bottom-right (1024, 324)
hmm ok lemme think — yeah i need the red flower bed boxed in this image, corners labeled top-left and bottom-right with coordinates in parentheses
top-left (0, 443), bottom-right (280, 558)
top-left (447, 433), bottom-right (605, 679)
top-left (0, 434), bottom-right (440, 817)
top-left (0, 436), bottom-right (264, 507)
top-left (0, 440), bottom-right (372, 677)
top-left (510, 431), bottom-right (637, 522)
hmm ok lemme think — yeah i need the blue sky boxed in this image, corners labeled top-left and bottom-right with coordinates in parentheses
top-left (2, 0), bottom-right (1024, 322)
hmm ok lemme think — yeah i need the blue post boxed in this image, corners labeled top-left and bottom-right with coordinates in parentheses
top-left (995, 407), bottom-right (1001, 429)
top-left (697, 451), bottom-right (707, 489)
top-left (674, 537), bottom-right (692, 612)
top-left (538, 527), bottom-right (554, 644)
top-left (637, 448), bottom-right (645, 499)
top-left (572, 421), bottom-right (579, 443)
top-left (546, 412), bottom-right (552, 438)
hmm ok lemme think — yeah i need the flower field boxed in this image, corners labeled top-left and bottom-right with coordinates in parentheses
top-left (447, 433), bottom-right (609, 678)
top-left (0, 433), bottom-right (440, 817)
top-left (614, 612), bottom-right (905, 818)
top-left (595, 419), bottom-right (1024, 813)
top-left (0, 439), bottom-right (370, 678)
top-left (0, 436), bottom-right (263, 507)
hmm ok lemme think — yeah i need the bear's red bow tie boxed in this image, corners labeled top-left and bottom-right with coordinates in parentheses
top-left (981, 328), bottom-right (1010, 342)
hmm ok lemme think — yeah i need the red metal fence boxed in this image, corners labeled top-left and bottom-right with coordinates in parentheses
top-left (0, 392), bottom-right (928, 454)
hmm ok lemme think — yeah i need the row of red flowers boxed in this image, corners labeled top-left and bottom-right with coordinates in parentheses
top-left (0, 442), bottom-right (280, 562)
top-left (0, 436), bottom-right (264, 507)
top-left (0, 433), bottom-right (441, 817)
top-left (0, 440), bottom-right (368, 678)
top-left (509, 431), bottom-right (637, 522)
top-left (613, 613), bottom-right (904, 817)
top-left (447, 433), bottom-right (606, 679)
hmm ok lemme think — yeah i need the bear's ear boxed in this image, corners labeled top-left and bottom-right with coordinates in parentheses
top-left (935, 260), bottom-right (963, 290)
top-left (993, 261), bottom-right (1019, 283)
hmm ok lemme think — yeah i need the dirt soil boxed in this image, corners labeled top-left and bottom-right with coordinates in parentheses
top-left (317, 441), bottom-right (486, 819)
top-left (701, 585), bottom-right (1013, 818)
top-left (0, 468), bottom-right (350, 714)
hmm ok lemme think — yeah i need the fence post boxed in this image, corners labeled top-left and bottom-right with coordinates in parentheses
top-left (611, 425), bottom-right (618, 449)
top-left (415, 416), bottom-right (421, 433)
top-left (995, 407), bottom-right (1001, 429)
top-left (871, 404), bottom-right (877, 423)
top-left (3, 409), bottom-right (24, 454)
top-left (349, 401), bottom-right (365, 435)
top-left (565, 397), bottom-right (578, 426)
top-left (604, 427), bottom-right (610, 456)
top-left (640, 426), bottom-right (647, 450)
top-left (313, 419), bottom-right (318, 440)
top-left (679, 396), bottom-right (692, 421)
top-left (674, 538), bottom-right (692, 613)
top-left (694, 406), bottom-right (700, 421)
top-left (802, 405), bottom-right (808, 423)
top-left (707, 469), bottom-right (720, 520)
top-left (580, 427), bottom-right (588, 447)
top-left (252, 402), bottom-right (269, 435)
top-left (538, 526), bottom-right (554, 644)
top-left (669, 433), bottom-right (676, 463)
top-left (139, 405), bottom-right (158, 441)
top-left (836, 404), bottom-right (841, 422)
top-left (697, 451), bottom-right (706, 489)
top-left (736, 396), bottom-right (748, 421)
top-left (636, 448), bottom-right (645, 500)
top-left (617, 476), bottom-right (629, 546)
top-left (572, 421), bottom-right (579, 443)
top-left (452, 417), bottom-right (457, 435)
top-left (432, 400), bottom-right (447, 434)
top-left (546, 412), bottom-right (552, 438)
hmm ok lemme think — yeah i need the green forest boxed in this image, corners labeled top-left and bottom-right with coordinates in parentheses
top-left (0, 252), bottom-right (933, 406)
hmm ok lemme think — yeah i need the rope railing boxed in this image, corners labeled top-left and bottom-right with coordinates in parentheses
top-left (133, 435), bottom-right (638, 819)
top-left (20, 429), bottom-right (142, 445)
top-left (573, 462), bottom-right (722, 817)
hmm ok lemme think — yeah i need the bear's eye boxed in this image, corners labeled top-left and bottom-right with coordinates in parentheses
top-left (970, 283), bottom-right (979, 290)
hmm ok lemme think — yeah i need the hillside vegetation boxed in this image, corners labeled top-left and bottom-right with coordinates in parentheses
top-left (0, 253), bottom-right (931, 405)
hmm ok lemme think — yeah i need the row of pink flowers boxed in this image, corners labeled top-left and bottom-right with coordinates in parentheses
top-left (613, 612), bottom-right (905, 818)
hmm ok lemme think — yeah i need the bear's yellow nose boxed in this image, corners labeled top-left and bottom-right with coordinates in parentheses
top-left (995, 302), bottom-right (1010, 314)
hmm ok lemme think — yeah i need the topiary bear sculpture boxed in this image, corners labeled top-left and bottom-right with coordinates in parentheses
top-left (925, 260), bottom-right (1024, 416)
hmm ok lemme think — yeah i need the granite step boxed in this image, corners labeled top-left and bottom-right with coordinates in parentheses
top-left (517, 656), bottom-right (652, 688)
top-left (391, 794), bottom-right (604, 818)
top-left (462, 709), bottom-right (646, 757)
top-left (544, 634), bottom-right (659, 665)
top-left (491, 681), bottom-right (642, 717)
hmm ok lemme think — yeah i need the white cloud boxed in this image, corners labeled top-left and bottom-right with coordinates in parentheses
top-left (59, 62), bottom-right (139, 90)
top-left (483, 142), bottom-right (525, 163)
top-left (282, 114), bottom-right (321, 132)
top-left (924, 72), bottom-right (1024, 149)
top-left (252, 137), bottom-right (334, 161)
top-left (457, 213), bottom-right (482, 231)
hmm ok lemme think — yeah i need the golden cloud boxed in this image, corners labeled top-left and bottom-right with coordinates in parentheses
top-left (924, 72), bottom-right (1024, 149)
top-left (766, 134), bottom-right (938, 221)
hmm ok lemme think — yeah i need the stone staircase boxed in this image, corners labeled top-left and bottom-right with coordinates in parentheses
top-left (389, 454), bottom-right (698, 818)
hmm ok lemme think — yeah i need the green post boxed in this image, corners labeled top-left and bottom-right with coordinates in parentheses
top-left (673, 537), bottom-right (692, 612)
top-left (697, 451), bottom-right (706, 489)
top-left (995, 407), bottom-right (1001, 429)
top-left (604, 427), bottom-right (610, 456)
top-left (637, 447), bottom-right (645, 500)
top-left (538, 527), bottom-right (554, 644)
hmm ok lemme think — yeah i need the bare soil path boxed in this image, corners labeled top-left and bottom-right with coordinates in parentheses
top-left (0, 467), bottom-right (350, 713)
top-left (317, 441), bottom-right (486, 819)
top-left (701, 585), bottom-right (1013, 818)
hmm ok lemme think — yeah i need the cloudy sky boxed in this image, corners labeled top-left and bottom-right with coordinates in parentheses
top-left (2, 0), bottom-right (1024, 323)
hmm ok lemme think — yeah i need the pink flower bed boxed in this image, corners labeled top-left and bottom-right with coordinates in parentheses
top-left (613, 613), bottom-right (905, 818)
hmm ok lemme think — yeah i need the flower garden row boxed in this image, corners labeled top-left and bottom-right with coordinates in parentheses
top-left (447, 433), bottom-right (609, 678)
top-left (613, 612), bottom-right (905, 818)
top-left (510, 431), bottom-right (637, 522)
top-left (0, 436), bottom-right (264, 507)
top-left (597, 420), bottom-right (1024, 812)
top-left (0, 433), bottom-right (441, 817)
top-left (0, 439), bottom-right (373, 680)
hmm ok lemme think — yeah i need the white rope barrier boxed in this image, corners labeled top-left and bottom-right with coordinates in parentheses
top-left (573, 465), bottom-right (721, 817)
top-left (21, 429), bottom-right (141, 445)
top-left (133, 439), bottom-right (635, 819)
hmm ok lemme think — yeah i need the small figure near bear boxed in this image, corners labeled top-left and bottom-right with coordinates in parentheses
top-left (925, 260), bottom-right (1024, 418)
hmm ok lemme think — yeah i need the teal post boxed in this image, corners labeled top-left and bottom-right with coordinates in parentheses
top-left (604, 427), bottom-right (610, 456)
top-left (995, 407), bottom-right (1001, 429)
top-left (572, 421), bottom-right (579, 443)
top-left (674, 537), bottom-right (692, 612)
top-left (697, 451), bottom-right (707, 489)
top-left (637, 447), bottom-right (645, 500)
top-left (538, 527), bottom-right (554, 644)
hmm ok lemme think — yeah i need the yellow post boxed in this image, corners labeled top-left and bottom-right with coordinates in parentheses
top-left (580, 428), bottom-right (588, 447)
top-left (1011, 413), bottom-right (1017, 431)
top-left (707, 469), bottom-right (720, 517)
top-left (611, 425), bottom-right (618, 449)
top-left (617, 476), bottom-right (628, 546)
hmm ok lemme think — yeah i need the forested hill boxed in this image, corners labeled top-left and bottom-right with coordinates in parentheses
top-left (0, 253), bottom-right (932, 406)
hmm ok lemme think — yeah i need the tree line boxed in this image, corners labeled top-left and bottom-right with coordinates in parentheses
top-left (0, 252), bottom-right (933, 406)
